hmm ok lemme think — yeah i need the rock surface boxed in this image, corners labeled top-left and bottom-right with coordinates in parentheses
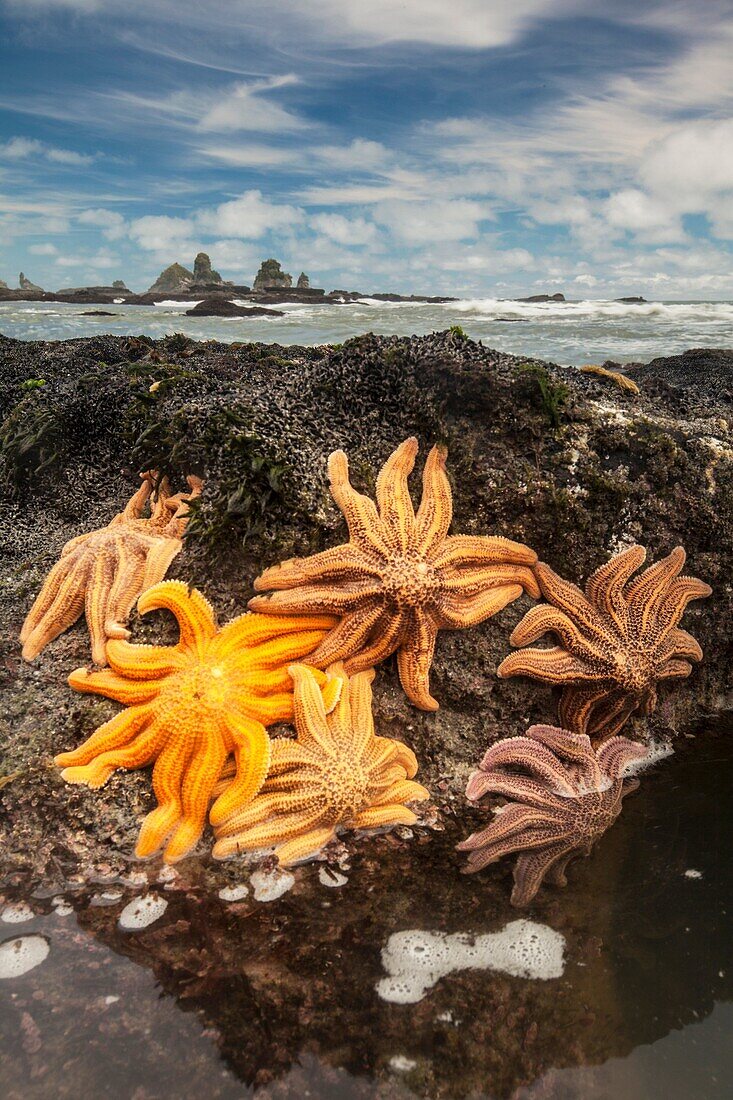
top-left (515, 293), bottom-right (565, 303)
top-left (185, 298), bottom-right (283, 317)
top-left (18, 272), bottom-right (43, 293)
top-left (193, 251), bottom-right (227, 286)
top-left (297, 272), bottom-right (310, 289)
top-left (147, 262), bottom-right (195, 294)
top-left (253, 258), bottom-right (292, 289)
top-left (0, 329), bottom-right (731, 889)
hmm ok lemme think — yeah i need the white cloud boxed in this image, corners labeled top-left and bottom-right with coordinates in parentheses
top-left (29, 242), bottom-right (58, 255)
top-left (314, 140), bottom-right (390, 171)
top-left (196, 190), bottom-right (303, 238)
top-left (309, 213), bottom-right (378, 246)
top-left (77, 207), bottom-right (127, 240)
top-left (197, 143), bottom-right (296, 168)
top-left (374, 199), bottom-right (492, 243)
top-left (128, 214), bottom-right (195, 253)
top-left (196, 76), bottom-right (301, 133)
top-left (605, 189), bottom-right (685, 243)
top-left (0, 136), bottom-right (93, 165)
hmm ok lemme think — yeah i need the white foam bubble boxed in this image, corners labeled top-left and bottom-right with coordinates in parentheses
top-left (218, 884), bottom-right (249, 902)
top-left (376, 919), bottom-right (565, 1004)
top-left (684, 869), bottom-right (703, 879)
top-left (0, 935), bottom-right (49, 978)
top-left (117, 893), bottom-right (168, 931)
top-left (622, 738), bottom-right (674, 776)
top-left (1, 902), bottom-right (35, 924)
top-left (250, 868), bottom-right (295, 902)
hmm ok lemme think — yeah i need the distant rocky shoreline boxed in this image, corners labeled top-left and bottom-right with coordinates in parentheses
top-left (0, 251), bottom-right (649, 309)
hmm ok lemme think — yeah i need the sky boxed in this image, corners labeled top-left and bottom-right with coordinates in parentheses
top-left (0, 0), bottom-right (732, 298)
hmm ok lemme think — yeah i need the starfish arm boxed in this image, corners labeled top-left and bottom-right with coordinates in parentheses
top-left (524, 724), bottom-right (600, 788)
top-left (584, 545), bottom-right (646, 635)
top-left (268, 737), bottom-right (323, 772)
top-left (375, 437), bottom-right (418, 551)
top-left (625, 546), bottom-right (687, 637)
top-left (140, 536), bottom-right (182, 592)
top-left (240, 690), bottom-right (298, 725)
top-left (340, 668), bottom-right (375, 757)
top-left (350, 805), bottom-right (418, 829)
top-left (137, 581), bottom-right (217, 658)
top-left (396, 612), bottom-right (439, 711)
top-left (105, 542), bottom-right (147, 634)
top-left (59, 531), bottom-right (93, 558)
top-left (213, 792), bottom-right (284, 836)
top-left (584, 688), bottom-right (640, 739)
top-left (307, 602), bottom-right (388, 668)
top-left (668, 627), bottom-right (704, 663)
top-left (432, 534), bottom-right (538, 570)
top-left (159, 475), bottom-right (203, 538)
top-left (328, 449), bottom-right (390, 555)
top-left (248, 582), bottom-right (383, 617)
top-left (415, 444), bottom-right (452, 554)
top-left (68, 665), bottom-right (162, 706)
top-left (20, 551), bottom-right (80, 642)
top-left (21, 556), bottom-right (90, 660)
top-left (440, 564), bottom-right (540, 597)
top-left (458, 822), bottom-right (557, 872)
top-left (366, 736), bottom-right (419, 779)
top-left (274, 827), bottom-right (337, 866)
top-left (135, 732), bottom-right (194, 858)
top-left (121, 474), bottom-right (154, 521)
top-left (59, 721), bottom-right (164, 788)
top-left (509, 605), bottom-right (609, 662)
top-left (370, 779), bottom-right (430, 807)
top-left (476, 736), bottom-right (577, 794)
top-left (213, 613), bottom-right (336, 663)
top-left (215, 806), bottom-right (327, 857)
top-left (54, 704), bottom-right (152, 769)
top-left (164, 733), bottom-right (228, 862)
top-left (543, 849), bottom-right (576, 887)
top-left (535, 562), bottom-right (601, 635)
top-left (558, 685), bottom-right (610, 736)
top-left (650, 578), bottom-right (712, 645)
top-left (465, 770), bottom-right (567, 813)
top-left (658, 658), bottom-right (693, 680)
top-left (106, 639), bottom-right (187, 680)
top-left (596, 737), bottom-right (648, 780)
top-left (498, 646), bottom-right (603, 685)
top-left (84, 542), bottom-right (118, 665)
top-left (288, 664), bottom-right (337, 753)
top-left (340, 610), bottom-right (405, 675)
top-left (253, 546), bottom-right (378, 592)
top-left (209, 715), bottom-right (271, 826)
top-left (511, 844), bottom-right (574, 906)
top-left (434, 585), bottom-right (524, 630)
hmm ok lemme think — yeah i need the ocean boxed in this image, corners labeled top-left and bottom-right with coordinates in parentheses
top-left (1, 296), bottom-right (732, 364)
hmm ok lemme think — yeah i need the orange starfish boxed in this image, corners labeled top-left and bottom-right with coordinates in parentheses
top-left (213, 663), bottom-right (430, 863)
top-left (21, 471), bottom-right (202, 664)
top-left (498, 545), bottom-right (711, 739)
top-left (55, 581), bottom-right (339, 863)
top-left (250, 438), bottom-right (539, 710)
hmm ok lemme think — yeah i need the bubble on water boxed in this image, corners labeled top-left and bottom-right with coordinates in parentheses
top-left (684, 869), bottom-right (703, 879)
top-left (622, 738), bottom-right (674, 776)
top-left (1, 902), bottom-right (35, 924)
top-left (51, 897), bottom-right (74, 917)
top-left (117, 894), bottom-right (168, 931)
top-left (218, 884), bottom-right (249, 902)
top-left (318, 867), bottom-right (348, 889)
top-left (0, 936), bottom-right (50, 979)
top-left (376, 919), bottom-right (566, 1004)
top-left (250, 868), bottom-right (295, 902)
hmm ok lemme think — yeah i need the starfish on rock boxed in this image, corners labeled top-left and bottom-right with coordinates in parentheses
top-left (213, 663), bottom-right (430, 863)
top-left (498, 545), bottom-right (711, 739)
top-left (21, 471), bottom-right (203, 664)
top-left (457, 724), bottom-right (647, 905)
top-left (55, 581), bottom-right (339, 863)
top-left (249, 437), bottom-right (539, 710)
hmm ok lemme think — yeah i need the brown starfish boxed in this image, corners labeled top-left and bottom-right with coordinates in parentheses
top-left (456, 724), bottom-right (648, 905)
top-left (497, 545), bottom-right (711, 739)
top-left (20, 471), bottom-right (202, 665)
top-left (249, 438), bottom-right (539, 710)
top-left (213, 662), bottom-right (429, 863)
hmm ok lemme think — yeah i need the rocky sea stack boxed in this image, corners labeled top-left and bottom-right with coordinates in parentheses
top-left (253, 258), bottom-right (292, 290)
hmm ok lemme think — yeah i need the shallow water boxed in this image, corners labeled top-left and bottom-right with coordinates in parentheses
top-left (1, 298), bottom-right (732, 364)
top-left (1, 723), bottom-right (731, 1099)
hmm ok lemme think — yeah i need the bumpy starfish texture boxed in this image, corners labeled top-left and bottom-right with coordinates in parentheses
top-left (497, 545), bottom-right (711, 739)
top-left (457, 724), bottom-right (647, 905)
top-left (249, 438), bottom-right (540, 710)
top-left (213, 663), bottom-right (430, 863)
top-left (54, 581), bottom-right (339, 863)
top-left (20, 471), bottom-right (203, 665)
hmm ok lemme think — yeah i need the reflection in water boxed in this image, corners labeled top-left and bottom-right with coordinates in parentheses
top-left (0, 723), bottom-right (731, 1099)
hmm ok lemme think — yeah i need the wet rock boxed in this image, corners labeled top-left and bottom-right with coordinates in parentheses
top-left (185, 298), bottom-right (283, 318)
top-left (515, 293), bottom-right (565, 302)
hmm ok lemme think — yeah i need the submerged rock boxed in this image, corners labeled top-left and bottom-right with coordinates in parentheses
top-left (185, 298), bottom-right (283, 317)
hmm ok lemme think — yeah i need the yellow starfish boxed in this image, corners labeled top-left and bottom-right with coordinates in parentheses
top-left (54, 581), bottom-right (339, 863)
top-left (498, 545), bottom-right (711, 739)
top-left (249, 438), bottom-right (539, 710)
top-left (21, 471), bottom-right (202, 665)
top-left (213, 663), bottom-right (430, 864)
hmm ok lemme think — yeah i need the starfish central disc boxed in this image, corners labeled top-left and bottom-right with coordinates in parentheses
top-left (213, 663), bottom-right (430, 865)
top-left (54, 581), bottom-right (339, 864)
top-left (250, 437), bottom-right (540, 710)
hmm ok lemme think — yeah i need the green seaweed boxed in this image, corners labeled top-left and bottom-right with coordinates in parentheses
top-left (518, 362), bottom-right (569, 429)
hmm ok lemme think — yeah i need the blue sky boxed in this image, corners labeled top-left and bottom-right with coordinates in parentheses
top-left (1, 0), bottom-right (732, 297)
